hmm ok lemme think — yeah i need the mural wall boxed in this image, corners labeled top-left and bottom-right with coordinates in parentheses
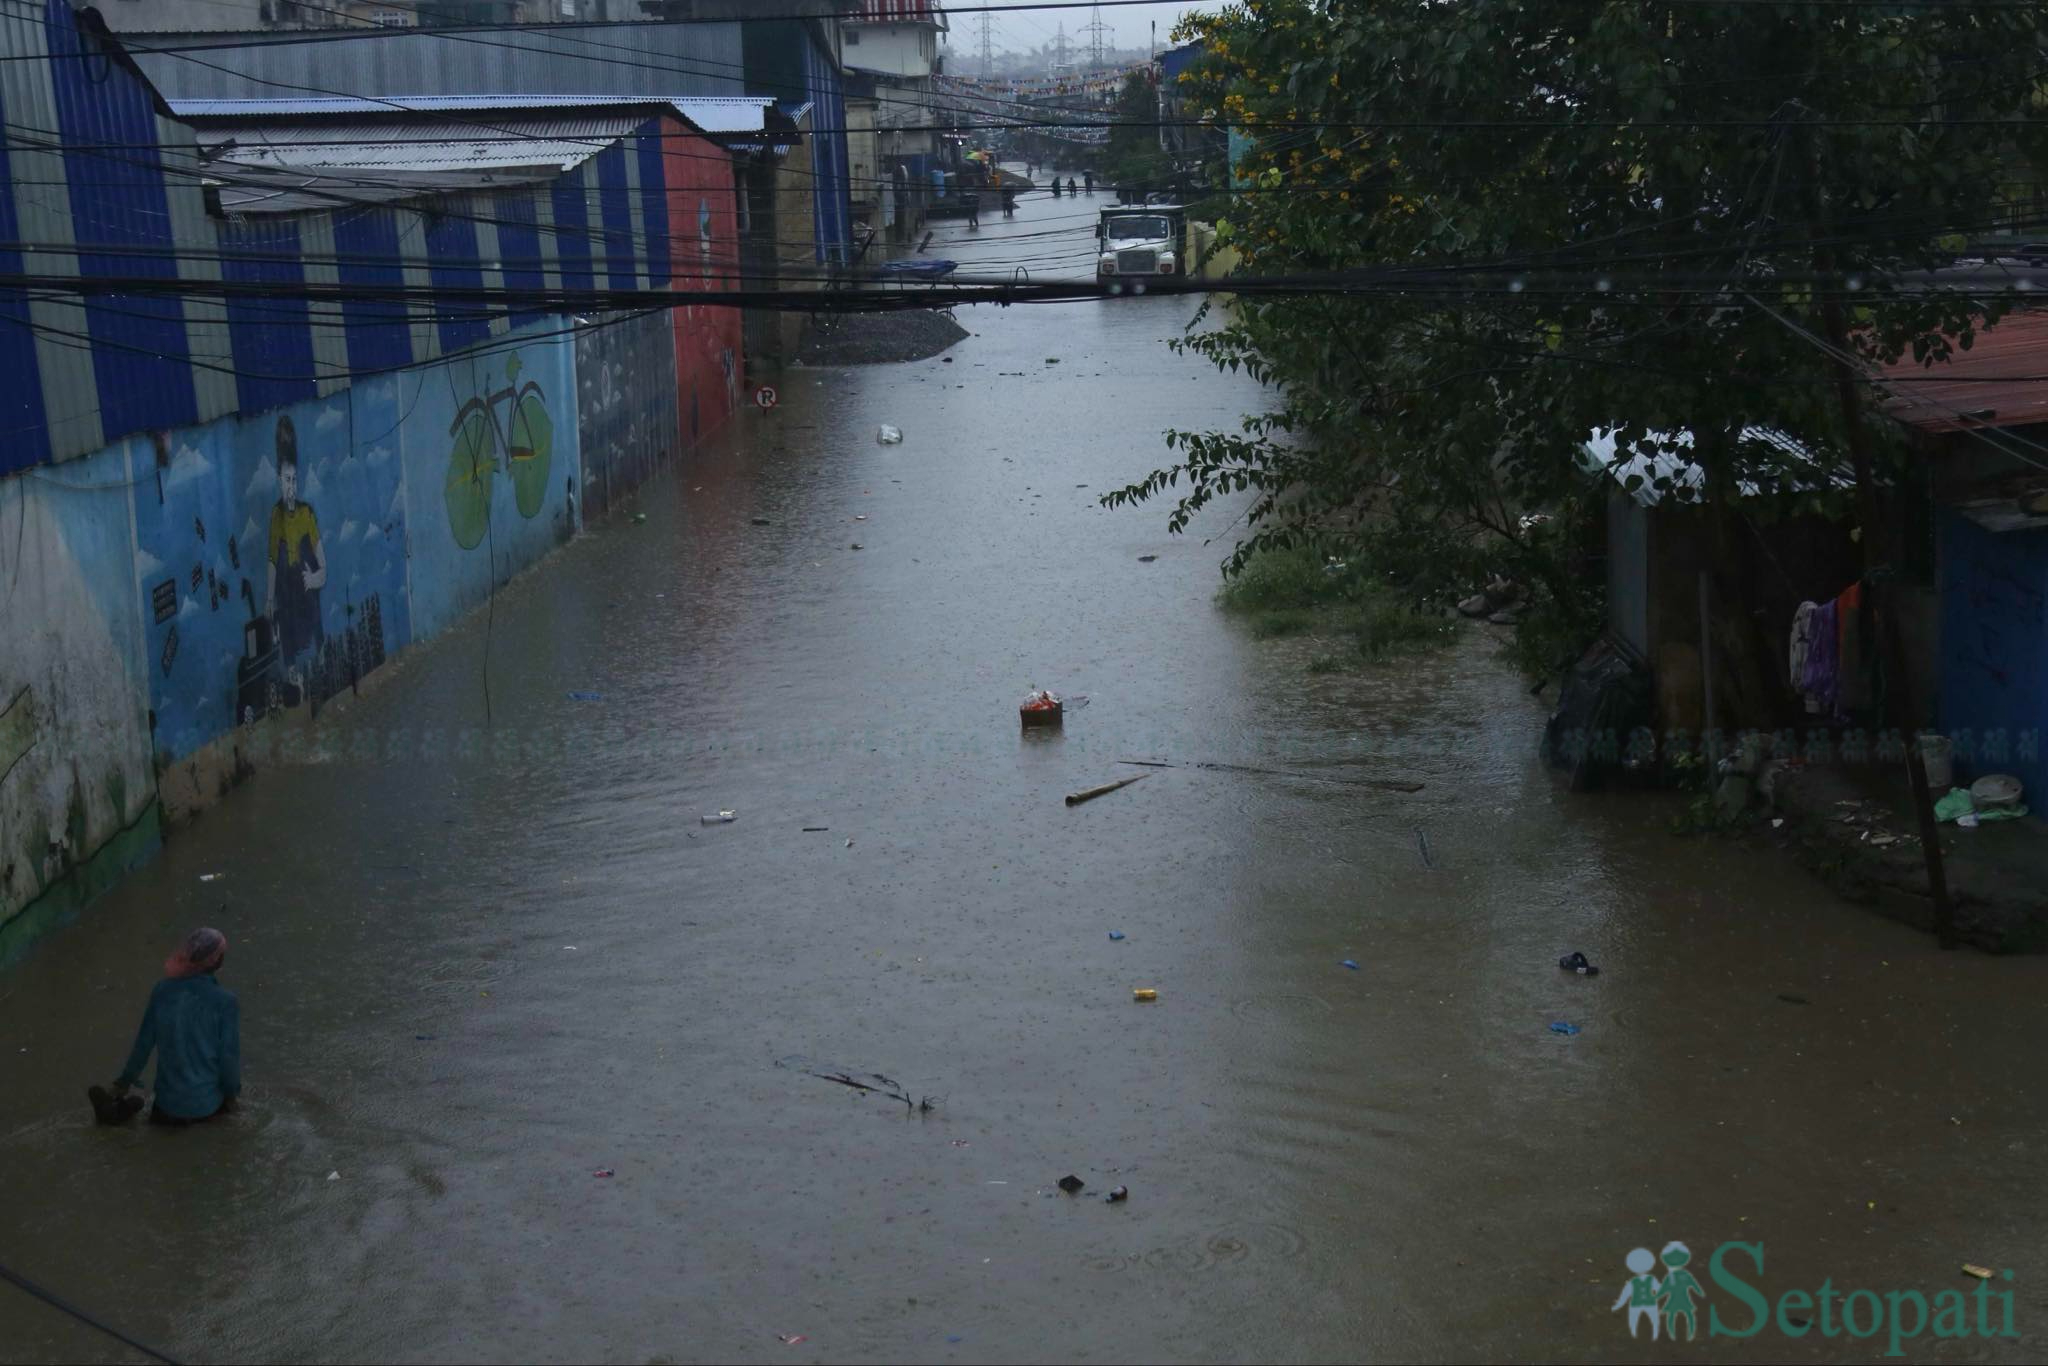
top-left (401, 339), bottom-right (579, 641)
top-left (1, 448), bottom-right (159, 959)
top-left (577, 312), bottom-right (680, 525)
top-left (2, 4), bottom-right (738, 962)
top-left (129, 381), bottom-right (413, 762)
top-left (115, 333), bottom-right (579, 764)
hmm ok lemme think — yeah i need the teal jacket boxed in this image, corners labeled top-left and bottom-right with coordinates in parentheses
top-left (118, 974), bottom-right (241, 1119)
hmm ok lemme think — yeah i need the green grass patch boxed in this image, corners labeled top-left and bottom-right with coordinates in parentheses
top-left (1354, 593), bottom-right (1458, 662)
top-left (1219, 546), bottom-right (1457, 668)
top-left (1249, 607), bottom-right (1318, 639)
top-left (1217, 546), bottom-right (1358, 613)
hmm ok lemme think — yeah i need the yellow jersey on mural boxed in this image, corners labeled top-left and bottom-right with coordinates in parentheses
top-left (267, 498), bottom-right (324, 660)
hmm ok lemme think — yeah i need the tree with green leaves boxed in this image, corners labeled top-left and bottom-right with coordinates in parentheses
top-left (1104, 68), bottom-right (1169, 193)
top-left (1108, 0), bottom-right (2047, 717)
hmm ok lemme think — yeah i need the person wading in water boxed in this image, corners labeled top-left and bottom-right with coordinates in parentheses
top-left (89, 927), bottom-right (242, 1126)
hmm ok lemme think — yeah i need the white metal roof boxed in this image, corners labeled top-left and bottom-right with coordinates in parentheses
top-left (195, 114), bottom-right (648, 174)
top-left (1582, 427), bottom-right (1849, 507)
top-left (168, 95), bottom-right (779, 136)
top-left (190, 111), bottom-right (650, 214)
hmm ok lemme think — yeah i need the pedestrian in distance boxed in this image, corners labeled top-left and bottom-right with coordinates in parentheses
top-left (1067, 177), bottom-right (1078, 196)
top-left (966, 193), bottom-right (981, 229)
top-left (1084, 169), bottom-right (1094, 194)
top-left (89, 927), bottom-right (242, 1127)
top-left (1002, 185), bottom-right (1017, 216)
top-left (1050, 177), bottom-right (1061, 198)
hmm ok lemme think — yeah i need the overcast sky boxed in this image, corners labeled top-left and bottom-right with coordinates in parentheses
top-left (963, 4), bottom-right (1212, 55)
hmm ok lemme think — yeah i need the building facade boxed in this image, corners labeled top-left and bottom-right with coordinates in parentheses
top-left (0, 5), bottom-right (747, 963)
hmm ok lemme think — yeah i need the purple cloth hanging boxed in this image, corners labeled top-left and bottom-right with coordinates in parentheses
top-left (1800, 598), bottom-right (1839, 713)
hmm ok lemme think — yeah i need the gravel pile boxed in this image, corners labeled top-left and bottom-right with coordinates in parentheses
top-left (795, 310), bottom-right (969, 366)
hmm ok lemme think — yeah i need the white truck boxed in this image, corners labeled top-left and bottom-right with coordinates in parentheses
top-left (1096, 205), bottom-right (1188, 294)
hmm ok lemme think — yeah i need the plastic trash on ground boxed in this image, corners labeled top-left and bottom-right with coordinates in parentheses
top-left (701, 810), bottom-right (737, 825)
top-left (877, 425), bottom-right (904, 445)
top-left (1559, 951), bottom-right (1601, 976)
top-left (1549, 1020), bottom-right (1581, 1036)
top-left (1020, 688), bottom-right (1063, 728)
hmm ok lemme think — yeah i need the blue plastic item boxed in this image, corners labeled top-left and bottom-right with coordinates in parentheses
top-left (1340, 959), bottom-right (1360, 970)
top-left (566, 690), bottom-right (603, 701)
top-left (1108, 931), bottom-right (1125, 941)
top-left (1549, 1020), bottom-right (1581, 1036)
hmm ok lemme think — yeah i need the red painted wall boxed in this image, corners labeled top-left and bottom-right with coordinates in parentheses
top-left (662, 114), bottom-right (746, 448)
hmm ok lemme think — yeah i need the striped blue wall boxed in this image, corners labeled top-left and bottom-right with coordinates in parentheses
top-left (800, 38), bottom-right (853, 266)
top-left (1, 4), bottom-right (727, 474)
top-left (332, 208), bottom-right (414, 375)
top-left (43, 0), bottom-right (199, 442)
top-left (220, 218), bottom-right (318, 414)
top-left (0, 79), bottom-right (49, 474)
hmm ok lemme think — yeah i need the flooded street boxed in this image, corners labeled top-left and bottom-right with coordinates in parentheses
top-left (6, 188), bottom-right (2048, 1363)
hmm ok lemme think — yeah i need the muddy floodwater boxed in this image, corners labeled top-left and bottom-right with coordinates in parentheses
top-left (5, 187), bottom-right (2047, 1364)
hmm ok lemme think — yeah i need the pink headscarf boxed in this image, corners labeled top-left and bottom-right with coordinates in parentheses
top-left (164, 927), bottom-right (227, 979)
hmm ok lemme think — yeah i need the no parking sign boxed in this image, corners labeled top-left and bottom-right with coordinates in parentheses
top-left (754, 385), bottom-right (778, 411)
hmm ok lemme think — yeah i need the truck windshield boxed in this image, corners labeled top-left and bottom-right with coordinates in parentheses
top-left (1105, 216), bottom-right (1172, 240)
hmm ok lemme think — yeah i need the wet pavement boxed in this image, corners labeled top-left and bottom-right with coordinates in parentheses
top-left (5, 183), bottom-right (2048, 1364)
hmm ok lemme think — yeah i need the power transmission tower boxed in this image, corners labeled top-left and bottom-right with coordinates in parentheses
top-left (1053, 23), bottom-right (1068, 74)
top-left (978, 12), bottom-right (993, 77)
top-left (1080, 3), bottom-right (1110, 68)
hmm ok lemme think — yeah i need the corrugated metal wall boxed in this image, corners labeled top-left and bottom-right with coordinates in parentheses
top-left (800, 35), bottom-right (853, 265)
top-left (0, 0), bottom-right (236, 471)
top-left (128, 21), bottom-right (748, 101)
top-left (1, 4), bottom-right (735, 473)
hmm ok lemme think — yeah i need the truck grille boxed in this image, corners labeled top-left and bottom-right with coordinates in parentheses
top-left (1116, 249), bottom-right (1158, 274)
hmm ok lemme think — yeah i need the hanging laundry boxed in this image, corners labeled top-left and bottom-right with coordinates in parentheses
top-left (1800, 598), bottom-right (1840, 717)
top-left (1790, 601), bottom-right (1822, 714)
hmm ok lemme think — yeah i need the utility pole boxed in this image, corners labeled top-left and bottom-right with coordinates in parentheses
top-left (1794, 113), bottom-right (1956, 947)
top-left (1080, 3), bottom-right (1110, 68)
top-left (978, 11), bottom-right (992, 77)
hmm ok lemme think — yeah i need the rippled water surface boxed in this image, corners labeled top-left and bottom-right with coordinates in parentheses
top-left (5, 188), bottom-right (2047, 1364)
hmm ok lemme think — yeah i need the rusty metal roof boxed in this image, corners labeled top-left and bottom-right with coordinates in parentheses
top-left (1880, 309), bottom-right (2048, 434)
